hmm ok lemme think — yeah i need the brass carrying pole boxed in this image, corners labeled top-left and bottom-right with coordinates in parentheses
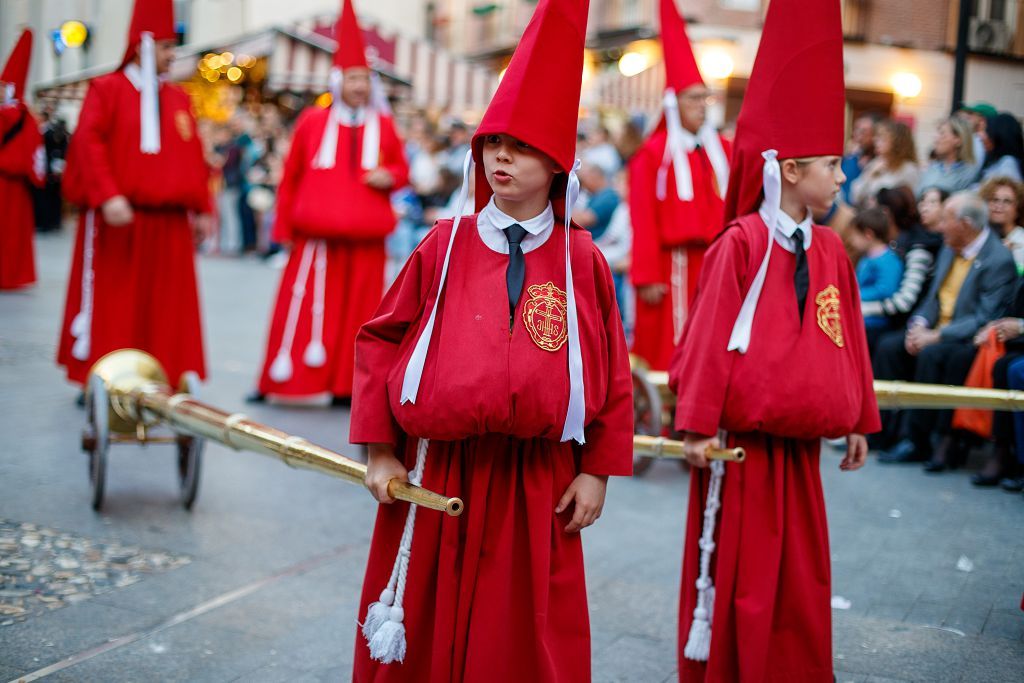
top-left (633, 435), bottom-right (746, 462)
top-left (93, 350), bottom-right (463, 516)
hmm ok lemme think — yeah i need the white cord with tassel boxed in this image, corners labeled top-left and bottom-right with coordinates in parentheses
top-left (362, 437), bottom-right (430, 663)
top-left (303, 240), bottom-right (328, 368)
top-left (70, 210), bottom-right (96, 361)
top-left (268, 240), bottom-right (317, 382)
top-left (683, 458), bottom-right (725, 662)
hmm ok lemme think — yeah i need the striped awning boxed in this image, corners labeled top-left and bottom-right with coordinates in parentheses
top-left (35, 23), bottom-right (498, 119)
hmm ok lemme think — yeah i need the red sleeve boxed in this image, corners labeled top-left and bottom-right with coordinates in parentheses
top-left (628, 143), bottom-right (663, 286)
top-left (840, 244), bottom-right (882, 434)
top-left (580, 244), bottom-right (635, 477)
top-left (0, 107), bottom-right (42, 184)
top-left (65, 79), bottom-right (121, 208)
top-left (379, 116), bottom-right (409, 189)
top-left (271, 109), bottom-right (315, 243)
top-left (350, 225), bottom-right (441, 445)
top-left (669, 227), bottom-right (750, 436)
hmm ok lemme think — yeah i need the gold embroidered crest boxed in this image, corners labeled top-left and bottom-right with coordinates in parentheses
top-left (815, 285), bottom-right (844, 348)
top-left (175, 110), bottom-right (194, 141)
top-left (522, 281), bottom-right (568, 352)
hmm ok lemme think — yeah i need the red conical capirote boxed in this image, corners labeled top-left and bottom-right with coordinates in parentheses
top-left (1, 29), bottom-right (33, 101)
top-left (660, 0), bottom-right (704, 92)
top-left (334, 0), bottom-right (369, 70)
top-left (121, 0), bottom-right (176, 66)
top-left (472, 0), bottom-right (590, 211)
top-left (722, 0), bottom-right (846, 224)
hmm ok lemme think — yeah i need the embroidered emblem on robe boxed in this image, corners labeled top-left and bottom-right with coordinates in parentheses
top-left (175, 110), bottom-right (194, 142)
top-left (815, 285), bottom-right (844, 348)
top-left (523, 281), bottom-right (568, 352)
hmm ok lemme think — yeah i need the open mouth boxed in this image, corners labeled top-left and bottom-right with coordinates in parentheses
top-left (493, 170), bottom-right (513, 181)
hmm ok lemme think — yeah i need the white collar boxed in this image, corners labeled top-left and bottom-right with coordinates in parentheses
top-left (960, 227), bottom-right (990, 260)
top-left (333, 101), bottom-right (367, 126)
top-left (759, 201), bottom-right (813, 253)
top-left (122, 63), bottom-right (165, 91)
top-left (476, 197), bottom-right (554, 255)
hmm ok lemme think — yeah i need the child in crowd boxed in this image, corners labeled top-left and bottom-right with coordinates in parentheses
top-left (851, 207), bottom-right (905, 332)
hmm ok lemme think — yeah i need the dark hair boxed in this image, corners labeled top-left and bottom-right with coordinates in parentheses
top-left (918, 185), bottom-right (950, 203)
top-left (983, 113), bottom-right (1024, 171)
top-left (876, 186), bottom-right (920, 232)
top-left (852, 207), bottom-right (890, 240)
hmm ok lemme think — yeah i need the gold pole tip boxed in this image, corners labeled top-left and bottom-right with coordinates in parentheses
top-left (446, 498), bottom-right (465, 517)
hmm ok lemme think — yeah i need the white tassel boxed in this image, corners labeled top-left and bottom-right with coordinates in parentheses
top-left (361, 588), bottom-right (395, 641)
top-left (70, 312), bottom-right (88, 339)
top-left (363, 438), bottom-right (430, 664)
top-left (684, 459), bottom-right (725, 662)
top-left (303, 341), bottom-right (326, 368)
top-left (268, 352), bottom-right (293, 382)
top-left (70, 210), bottom-right (96, 362)
top-left (71, 335), bottom-right (91, 362)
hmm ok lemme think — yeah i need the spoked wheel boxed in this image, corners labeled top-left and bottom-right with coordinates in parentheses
top-left (176, 372), bottom-right (204, 510)
top-left (83, 374), bottom-right (110, 511)
top-left (631, 366), bottom-right (663, 476)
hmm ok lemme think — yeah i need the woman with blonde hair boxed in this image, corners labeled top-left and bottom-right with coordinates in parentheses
top-left (980, 175), bottom-right (1024, 270)
top-left (917, 116), bottom-right (977, 194)
top-left (850, 119), bottom-right (920, 205)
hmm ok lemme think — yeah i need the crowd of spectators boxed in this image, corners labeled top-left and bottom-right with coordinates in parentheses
top-left (838, 103), bottom-right (1024, 497)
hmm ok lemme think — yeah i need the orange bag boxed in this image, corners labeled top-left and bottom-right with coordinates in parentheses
top-left (952, 328), bottom-right (1005, 437)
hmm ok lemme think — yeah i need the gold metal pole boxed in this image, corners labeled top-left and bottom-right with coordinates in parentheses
top-left (633, 435), bottom-right (746, 462)
top-left (89, 350), bottom-right (463, 516)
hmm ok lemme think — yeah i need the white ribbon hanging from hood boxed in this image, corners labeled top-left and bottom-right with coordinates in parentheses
top-left (313, 66), bottom-right (380, 171)
top-left (2, 83), bottom-right (15, 106)
top-left (400, 150), bottom-right (587, 444)
top-left (727, 149), bottom-right (781, 354)
top-left (657, 89), bottom-right (730, 203)
top-left (138, 32), bottom-right (161, 154)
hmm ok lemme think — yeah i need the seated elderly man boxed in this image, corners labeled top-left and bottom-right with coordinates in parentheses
top-left (875, 192), bottom-right (1017, 469)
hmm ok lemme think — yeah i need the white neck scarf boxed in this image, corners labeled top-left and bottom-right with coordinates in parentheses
top-left (657, 89), bottom-right (730, 202)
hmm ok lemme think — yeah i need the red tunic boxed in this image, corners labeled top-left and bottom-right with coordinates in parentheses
top-left (256, 106), bottom-right (409, 399)
top-left (630, 129), bottom-right (731, 370)
top-left (0, 103), bottom-right (43, 290)
top-left (669, 214), bottom-right (879, 682)
top-left (56, 71), bottom-right (210, 385)
top-left (350, 215), bottom-right (633, 682)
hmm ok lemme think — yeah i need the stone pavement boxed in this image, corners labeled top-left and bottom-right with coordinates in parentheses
top-left (1, 231), bottom-right (1022, 682)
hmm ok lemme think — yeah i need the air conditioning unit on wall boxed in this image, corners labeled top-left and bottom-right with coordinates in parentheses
top-left (969, 18), bottom-right (1012, 52)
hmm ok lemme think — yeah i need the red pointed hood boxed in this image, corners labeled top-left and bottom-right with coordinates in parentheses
top-left (471, 0), bottom-right (589, 212)
top-left (660, 0), bottom-right (703, 93)
top-left (121, 0), bottom-right (176, 67)
top-left (722, 0), bottom-right (845, 224)
top-left (1, 29), bottom-right (32, 102)
top-left (334, 0), bottom-right (369, 70)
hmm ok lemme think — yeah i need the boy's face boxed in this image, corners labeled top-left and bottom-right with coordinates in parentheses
top-left (155, 39), bottom-right (176, 75)
top-left (481, 133), bottom-right (558, 204)
top-left (786, 156), bottom-right (845, 214)
top-left (676, 85), bottom-right (709, 134)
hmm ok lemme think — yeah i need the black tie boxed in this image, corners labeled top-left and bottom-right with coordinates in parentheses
top-left (504, 224), bottom-right (528, 329)
top-left (793, 228), bottom-right (809, 321)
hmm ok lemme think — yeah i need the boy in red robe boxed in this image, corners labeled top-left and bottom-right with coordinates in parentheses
top-left (249, 0), bottom-right (409, 405)
top-left (668, 0), bottom-right (879, 680)
top-left (0, 29), bottom-right (44, 291)
top-left (57, 0), bottom-right (211, 387)
top-left (630, 0), bottom-right (731, 370)
top-left (349, 0), bottom-right (633, 679)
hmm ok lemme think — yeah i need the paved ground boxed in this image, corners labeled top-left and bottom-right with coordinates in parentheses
top-left (1, 230), bottom-right (1022, 682)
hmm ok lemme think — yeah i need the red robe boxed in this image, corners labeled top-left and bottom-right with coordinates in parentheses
top-left (630, 129), bottom-right (731, 370)
top-left (256, 106), bottom-right (409, 399)
top-left (669, 214), bottom-right (879, 682)
top-left (0, 103), bottom-right (43, 290)
top-left (56, 71), bottom-right (210, 385)
top-left (350, 215), bottom-right (633, 682)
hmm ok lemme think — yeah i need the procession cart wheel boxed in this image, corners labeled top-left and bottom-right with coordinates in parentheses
top-left (176, 372), bottom-right (204, 510)
top-left (85, 373), bottom-right (110, 511)
top-left (631, 365), bottom-right (663, 476)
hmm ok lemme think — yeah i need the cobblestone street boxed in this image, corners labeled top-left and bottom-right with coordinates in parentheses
top-left (1, 232), bottom-right (1022, 682)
